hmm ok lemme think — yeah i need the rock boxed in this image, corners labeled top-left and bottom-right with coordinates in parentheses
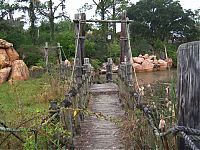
top-left (143, 54), bottom-right (149, 59)
top-left (0, 49), bottom-right (10, 68)
top-left (9, 60), bottom-right (29, 81)
top-left (138, 54), bottom-right (143, 58)
top-left (158, 59), bottom-right (168, 66)
top-left (30, 66), bottom-right (43, 71)
top-left (158, 59), bottom-right (168, 70)
top-left (165, 58), bottom-right (173, 67)
top-left (153, 59), bottom-right (158, 65)
top-left (145, 59), bottom-right (153, 63)
top-left (0, 39), bottom-right (13, 49)
top-left (0, 67), bottom-right (11, 84)
top-left (142, 60), bottom-right (154, 72)
top-left (133, 63), bottom-right (143, 72)
top-left (6, 47), bottom-right (19, 62)
top-left (64, 59), bottom-right (71, 66)
top-left (133, 57), bottom-right (144, 64)
top-left (149, 55), bottom-right (156, 60)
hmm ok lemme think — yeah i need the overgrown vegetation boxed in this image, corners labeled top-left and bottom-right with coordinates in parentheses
top-left (121, 77), bottom-right (177, 149)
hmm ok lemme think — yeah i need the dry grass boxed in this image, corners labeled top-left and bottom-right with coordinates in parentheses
top-left (120, 80), bottom-right (177, 149)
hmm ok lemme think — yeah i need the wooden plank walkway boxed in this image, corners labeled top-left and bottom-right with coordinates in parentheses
top-left (74, 83), bottom-right (124, 149)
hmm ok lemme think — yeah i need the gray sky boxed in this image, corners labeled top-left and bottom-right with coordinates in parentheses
top-left (66, 0), bottom-right (200, 20)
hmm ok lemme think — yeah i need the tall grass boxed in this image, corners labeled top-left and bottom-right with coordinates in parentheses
top-left (121, 79), bottom-right (177, 149)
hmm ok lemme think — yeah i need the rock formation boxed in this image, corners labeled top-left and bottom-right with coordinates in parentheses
top-left (0, 39), bottom-right (29, 84)
top-left (132, 54), bottom-right (172, 72)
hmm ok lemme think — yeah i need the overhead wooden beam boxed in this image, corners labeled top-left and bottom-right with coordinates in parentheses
top-left (73, 19), bottom-right (133, 24)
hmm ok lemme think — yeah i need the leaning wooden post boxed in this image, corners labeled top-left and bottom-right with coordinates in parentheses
top-left (44, 42), bottom-right (49, 73)
top-left (177, 41), bottom-right (200, 149)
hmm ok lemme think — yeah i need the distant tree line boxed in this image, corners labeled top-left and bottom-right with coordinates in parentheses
top-left (0, 0), bottom-right (199, 67)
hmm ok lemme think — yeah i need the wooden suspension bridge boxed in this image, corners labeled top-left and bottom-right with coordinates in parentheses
top-left (1, 11), bottom-right (200, 150)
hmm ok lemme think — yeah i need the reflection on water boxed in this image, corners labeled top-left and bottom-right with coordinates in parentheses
top-left (135, 69), bottom-right (177, 85)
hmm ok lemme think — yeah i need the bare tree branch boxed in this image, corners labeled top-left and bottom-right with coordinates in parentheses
top-left (53, 0), bottom-right (65, 14)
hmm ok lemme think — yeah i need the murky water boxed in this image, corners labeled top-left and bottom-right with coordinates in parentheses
top-left (135, 69), bottom-right (177, 85)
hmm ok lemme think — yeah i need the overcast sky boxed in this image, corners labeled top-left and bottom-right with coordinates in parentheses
top-left (66, 0), bottom-right (200, 19)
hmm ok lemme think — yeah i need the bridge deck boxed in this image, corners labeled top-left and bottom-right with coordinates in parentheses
top-left (74, 83), bottom-right (124, 149)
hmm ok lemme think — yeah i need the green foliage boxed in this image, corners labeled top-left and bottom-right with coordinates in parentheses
top-left (85, 39), bottom-right (96, 58)
top-left (17, 45), bottom-right (43, 67)
top-left (153, 39), bottom-right (165, 52)
top-left (131, 38), bottom-right (152, 56)
top-left (0, 19), bottom-right (32, 49)
top-left (91, 59), bottom-right (102, 71)
top-left (107, 39), bottom-right (120, 63)
top-left (55, 30), bottom-right (75, 59)
top-left (127, 0), bottom-right (200, 42)
top-left (166, 44), bottom-right (177, 67)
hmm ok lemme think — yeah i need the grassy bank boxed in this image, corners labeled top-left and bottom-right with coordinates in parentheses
top-left (0, 73), bottom-right (68, 149)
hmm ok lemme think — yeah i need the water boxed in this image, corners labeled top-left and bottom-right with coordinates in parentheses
top-left (134, 69), bottom-right (177, 85)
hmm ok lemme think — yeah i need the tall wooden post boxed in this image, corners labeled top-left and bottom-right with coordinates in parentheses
top-left (44, 42), bottom-right (49, 72)
top-left (120, 11), bottom-right (127, 63)
top-left (120, 11), bottom-right (133, 86)
top-left (74, 13), bottom-right (86, 67)
top-left (177, 41), bottom-right (200, 149)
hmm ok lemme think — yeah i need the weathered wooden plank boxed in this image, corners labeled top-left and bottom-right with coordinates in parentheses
top-left (177, 41), bottom-right (200, 149)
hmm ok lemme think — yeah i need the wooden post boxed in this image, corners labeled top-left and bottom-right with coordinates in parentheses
top-left (177, 41), bottom-right (200, 149)
top-left (120, 11), bottom-right (133, 86)
top-left (57, 43), bottom-right (64, 78)
top-left (120, 11), bottom-right (127, 63)
top-left (106, 58), bottom-right (113, 83)
top-left (44, 42), bottom-right (49, 72)
top-left (74, 13), bottom-right (86, 66)
top-left (57, 43), bottom-right (62, 65)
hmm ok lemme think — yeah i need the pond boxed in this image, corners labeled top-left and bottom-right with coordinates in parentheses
top-left (135, 69), bottom-right (177, 85)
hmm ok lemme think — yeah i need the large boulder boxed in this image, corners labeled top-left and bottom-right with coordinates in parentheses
top-left (133, 63), bottom-right (143, 72)
top-left (158, 59), bottom-right (167, 66)
top-left (0, 67), bottom-right (11, 84)
top-left (133, 57), bottom-right (144, 64)
top-left (6, 47), bottom-right (19, 62)
top-left (149, 55), bottom-right (156, 60)
top-left (0, 49), bottom-right (10, 68)
top-left (9, 60), bottom-right (29, 81)
top-left (142, 60), bottom-right (154, 72)
top-left (158, 59), bottom-right (168, 70)
top-left (145, 58), bottom-right (153, 63)
top-left (0, 39), bottom-right (13, 49)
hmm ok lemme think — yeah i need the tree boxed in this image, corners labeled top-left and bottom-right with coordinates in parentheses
top-left (91, 0), bottom-right (129, 33)
top-left (37, 0), bottom-right (69, 42)
top-left (0, 0), bottom-right (18, 20)
top-left (17, 0), bottom-right (40, 44)
top-left (127, 0), bottom-right (199, 43)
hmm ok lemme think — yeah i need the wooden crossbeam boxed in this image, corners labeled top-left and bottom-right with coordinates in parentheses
top-left (73, 19), bottom-right (133, 24)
